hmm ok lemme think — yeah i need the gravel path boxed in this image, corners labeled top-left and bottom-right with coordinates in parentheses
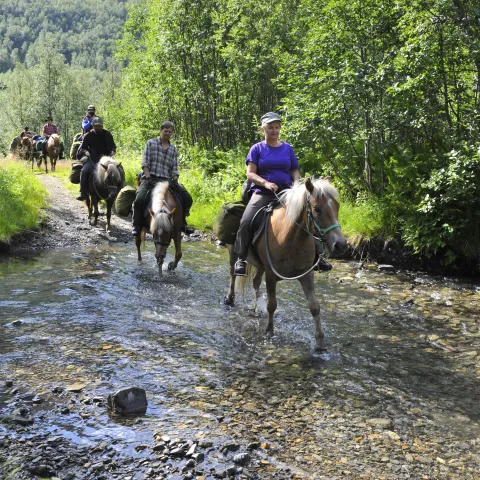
top-left (4, 174), bottom-right (138, 253)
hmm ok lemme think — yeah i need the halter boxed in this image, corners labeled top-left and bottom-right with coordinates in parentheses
top-left (305, 193), bottom-right (341, 245)
top-left (262, 188), bottom-right (341, 281)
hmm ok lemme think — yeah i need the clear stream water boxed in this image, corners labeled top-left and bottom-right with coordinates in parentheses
top-left (1, 240), bottom-right (479, 476)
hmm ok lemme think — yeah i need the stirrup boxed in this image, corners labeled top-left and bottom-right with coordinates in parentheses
top-left (76, 194), bottom-right (87, 201)
top-left (132, 226), bottom-right (140, 236)
top-left (234, 259), bottom-right (247, 276)
top-left (314, 258), bottom-right (333, 272)
top-left (182, 224), bottom-right (194, 235)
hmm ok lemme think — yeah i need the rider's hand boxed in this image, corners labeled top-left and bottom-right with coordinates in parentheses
top-left (264, 181), bottom-right (278, 192)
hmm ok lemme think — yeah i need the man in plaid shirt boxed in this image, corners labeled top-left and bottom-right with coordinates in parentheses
top-left (132, 121), bottom-right (193, 235)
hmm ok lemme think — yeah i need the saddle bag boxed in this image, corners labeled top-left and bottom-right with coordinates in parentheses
top-left (213, 201), bottom-right (246, 244)
top-left (115, 186), bottom-right (137, 217)
top-left (69, 161), bottom-right (83, 184)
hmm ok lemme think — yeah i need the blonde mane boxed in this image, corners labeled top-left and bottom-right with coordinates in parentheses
top-left (94, 156), bottom-right (122, 184)
top-left (280, 177), bottom-right (340, 224)
top-left (151, 181), bottom-right (173, 233)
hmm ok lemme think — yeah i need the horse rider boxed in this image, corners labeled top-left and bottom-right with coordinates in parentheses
top-left (21, 126), bottom-right (32, 138)
top-left (76, 116), bottom-right (117, 201)
top-left (41, 116), bottom-right (65, 159)
top-left (233, 112), bottom-right (332, 276)
top-left (82, 105), bottom-right (96, 136)
top-left (131, 121), bottom-right (194, 236)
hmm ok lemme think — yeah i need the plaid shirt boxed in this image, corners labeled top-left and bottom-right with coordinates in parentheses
top-left (42, 123), bottom-right (59, 137)
top-left (142, 138), bottom-right (179, 179)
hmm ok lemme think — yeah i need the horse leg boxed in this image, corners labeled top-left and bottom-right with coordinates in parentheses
top-left (45, 155), bottom-right (48, 174)
top-left (224, 245), bottom-right (236, 306)
top-left (93, 199), bottom-right (99, 226)
top-left (106, 200), bottom-right (112, 233)
top-left (168, 231), bottom-right (183, 271)
top-left (265, 274), bottom-right (278, 335)
top-left (298, 273), bottom-right (326, 352)
top-left (252, 267), bottom-right (264, 311)
top-left (135, 233), bottom-right (143, 261)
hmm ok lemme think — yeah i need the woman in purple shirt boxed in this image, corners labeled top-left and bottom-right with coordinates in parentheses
top-left (234, 112), bottom-right (300, 276)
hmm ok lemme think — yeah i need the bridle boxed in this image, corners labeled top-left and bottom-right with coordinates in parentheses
top-left (92, 165), bottom-right (119, 200)
top-left (262, 189), bottom-right (341, 281)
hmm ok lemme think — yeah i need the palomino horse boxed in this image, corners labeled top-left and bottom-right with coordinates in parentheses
top-left (135, 181), bottom-right (183, 276)
top-left (41, 134), bottom-right (61, 173)
top-left (225, 177), bottom-right (347, 352)
top-left (85, 156), bottom-right (123, 233)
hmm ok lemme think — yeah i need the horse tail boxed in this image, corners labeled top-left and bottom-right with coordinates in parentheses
top-left (235, 265), bottom-right (255, 297)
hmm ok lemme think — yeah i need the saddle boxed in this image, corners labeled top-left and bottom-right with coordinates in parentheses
top-left (141, 187), bottom-right (185, 225)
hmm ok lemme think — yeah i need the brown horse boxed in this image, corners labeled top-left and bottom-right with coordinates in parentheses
top-left (135, 181), bottom-right (183, 277)
top-left (42, 134), bottom-right (61, 173)
top-left (225, 177), bottom-right (347, 352)
top-left (85, 156), bottom-right (123, 233)
top-left (18, 136), bottom-right (34, 167)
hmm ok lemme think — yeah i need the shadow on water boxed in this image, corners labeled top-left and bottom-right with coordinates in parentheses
top-left (1, 240), bottom-right (480, 471)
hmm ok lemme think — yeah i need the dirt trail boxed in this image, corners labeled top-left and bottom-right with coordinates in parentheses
top-left (4, 174), bottom-right (135, 254)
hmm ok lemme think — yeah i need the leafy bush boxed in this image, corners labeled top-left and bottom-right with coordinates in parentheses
top-left (401, 144), bottom-right (480, 262)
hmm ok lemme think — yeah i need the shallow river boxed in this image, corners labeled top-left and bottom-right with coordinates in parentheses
top-left (1, 240), bottom-right (479, 479)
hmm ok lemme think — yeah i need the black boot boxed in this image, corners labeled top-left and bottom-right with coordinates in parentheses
top-left (314, 257), bottom-right (333, 271)
top-left (182, 219), bottom-right (194, 235)
top-left (234, 259), bottom-right (247, 276)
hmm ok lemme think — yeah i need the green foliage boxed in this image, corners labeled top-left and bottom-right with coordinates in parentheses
top-left (339, 193), bottom-right (397, 240)
top-left (401, 144), bottom-right (480, 262)
top-left (0, 160), bottom-right (47, 240)
top-left (0, 0), bottom-right (131, 73)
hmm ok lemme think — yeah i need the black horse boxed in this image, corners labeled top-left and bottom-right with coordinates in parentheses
top-left (85, 156), bottom-right (123, 233)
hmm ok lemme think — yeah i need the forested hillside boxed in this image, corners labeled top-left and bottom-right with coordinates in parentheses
top-left (0, 0), bottom-right (130, 72)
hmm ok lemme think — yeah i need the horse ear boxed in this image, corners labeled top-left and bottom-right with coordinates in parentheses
top-left (323, 176), bottom-right (332, 184)
top-left (305, 177), bottom-right (314, 193)
top-left (101, 163), bottom-right (108, 170)
top-left (148, 208), bottom-right (154, 217)
top-left (169, 208), bottom-right (176, 218)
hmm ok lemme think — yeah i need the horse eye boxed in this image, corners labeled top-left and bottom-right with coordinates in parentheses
top-left (314, 206), bottom-right (322, 214)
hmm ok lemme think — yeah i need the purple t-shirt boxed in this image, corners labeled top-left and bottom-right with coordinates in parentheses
top-left (246, 141), bottom-right (299, 194)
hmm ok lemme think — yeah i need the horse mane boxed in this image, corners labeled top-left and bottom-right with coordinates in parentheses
top-left (94, 156), bottom-right (122, 184)
top-left (151, 181), bottom-right (173, 233)
top-left (49, 134), bottom-right (60, 145)
top-left (281, 177), bottom-right (340, 224)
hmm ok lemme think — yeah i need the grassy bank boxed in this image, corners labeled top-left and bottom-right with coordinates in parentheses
top-left (0, 158), bottom-right (48, 242)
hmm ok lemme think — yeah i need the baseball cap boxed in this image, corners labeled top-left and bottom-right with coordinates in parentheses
top-left (260, 112), bottom-right (281, 126)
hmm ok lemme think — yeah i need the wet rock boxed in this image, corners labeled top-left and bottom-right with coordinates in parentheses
top-left (233, 452), bottom-right (251, 465)
top-left (28, 464), bottom-right (55, 476)
top-left (366, 417), bottom-right (393, 429)
top-left (12, 319), bottom-right (23, 326)
top-left (107, 387), bottom-right (148, 415)
top-left (192, 452), bottom-right (204, 463)
top-left (220, 442), bottom-right (240, 452)
top-left (4, 380), bottom-right (14, 388)
top-left (378, 264), bottom-right (396, 272)
top-left (247, 442), bottom-right (260, 450)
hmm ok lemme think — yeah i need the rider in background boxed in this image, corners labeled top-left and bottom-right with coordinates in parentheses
top-left (131, 121), bottom-right (194, 236)
top-left (75, 116), bottom-right (117, 201)
top-left (21, 126), bottom-right (32, 138)
top-left (82, 105), bottom-right (96, 136)
top-left (42, 116), bottom-right (65, 160)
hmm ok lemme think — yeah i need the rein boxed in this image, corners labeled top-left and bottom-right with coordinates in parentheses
top-left (262, 190), bottom-right (341, 281)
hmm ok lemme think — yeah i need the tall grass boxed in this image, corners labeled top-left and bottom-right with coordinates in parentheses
top-left (0, 158), bottom-right (48, 241)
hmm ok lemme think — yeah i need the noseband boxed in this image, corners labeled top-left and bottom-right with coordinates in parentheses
top-left (305, 193), bottom-right (341, 244)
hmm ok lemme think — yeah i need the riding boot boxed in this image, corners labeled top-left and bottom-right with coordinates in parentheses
top-left (77, 169), bottom-right (89, 201)
top-left (59, 143), bottom-right (65, 160)
top-left (182, 218), bottom-right (194, 236)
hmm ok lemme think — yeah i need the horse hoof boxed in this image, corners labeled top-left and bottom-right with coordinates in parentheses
top-left (314, 345), bottom-right (328, 354)
top-left (223, 296), bottom-right (234, 307)
top-left (167, 262), bottom-right (176, 270)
